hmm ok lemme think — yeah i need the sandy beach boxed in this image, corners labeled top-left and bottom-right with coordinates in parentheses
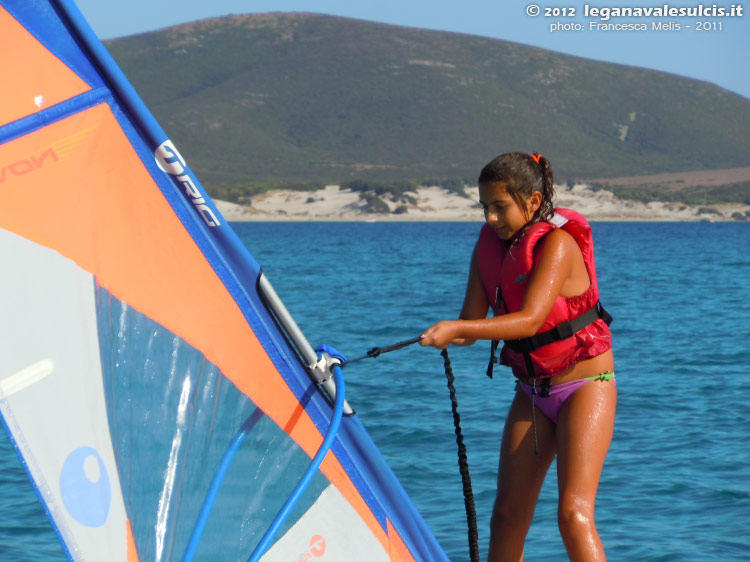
top-left (214, 183), bottom-right (750, 222)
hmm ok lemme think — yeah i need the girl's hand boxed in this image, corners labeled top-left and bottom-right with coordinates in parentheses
top-left (420, 320), bottom-right (461, 349)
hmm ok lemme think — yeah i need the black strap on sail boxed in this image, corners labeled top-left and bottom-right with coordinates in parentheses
top-left (487, 301), bottom-right (612, 379)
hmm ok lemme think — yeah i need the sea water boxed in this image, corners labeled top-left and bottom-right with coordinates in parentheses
top-left (1, 221), bottom-right (748, 561)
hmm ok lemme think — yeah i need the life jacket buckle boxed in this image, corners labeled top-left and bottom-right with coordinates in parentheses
top-left (531, 378), bottom-right (551, 398)
top-left (553, 322), bottom-right (574, 340)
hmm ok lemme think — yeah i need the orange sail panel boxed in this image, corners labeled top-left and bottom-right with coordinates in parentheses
top-left (0, 5), bottom-right (90, 126)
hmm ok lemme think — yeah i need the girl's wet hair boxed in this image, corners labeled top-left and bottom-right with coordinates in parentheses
top-left (478, 152), bottom-right (555, 223)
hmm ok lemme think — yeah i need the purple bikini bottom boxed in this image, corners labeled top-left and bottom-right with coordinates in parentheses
top-left (517, 373), bottom-right (616, 424)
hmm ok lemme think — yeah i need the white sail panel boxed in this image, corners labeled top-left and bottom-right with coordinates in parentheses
top-left (263, 485), bottom-right (390, 562)
top-left (0, 228), bottom-right (131, 560)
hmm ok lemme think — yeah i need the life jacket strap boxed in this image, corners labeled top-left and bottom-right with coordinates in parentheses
top-left (505, 301), bottom-right (613, 354)
top-left (486, 285), bottom-right (509, 379)
top-left (486, 339), bottom-right (499, 379)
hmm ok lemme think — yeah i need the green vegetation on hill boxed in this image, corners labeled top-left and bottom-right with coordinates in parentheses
top-left (210, 180), bottom-right (325, 204)
top-left (591, 181), bottom-right (750, 205)
top-left (342, 178), bottom-right (469, 197)
top-left (105, 13), bottom-right (750, 202)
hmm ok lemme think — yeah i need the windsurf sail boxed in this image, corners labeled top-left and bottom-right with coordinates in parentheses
top-left (0, 1), bottom-right (449, 560)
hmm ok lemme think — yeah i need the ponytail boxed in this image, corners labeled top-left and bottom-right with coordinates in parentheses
top-left (530, 153), bottom-right (555, 222)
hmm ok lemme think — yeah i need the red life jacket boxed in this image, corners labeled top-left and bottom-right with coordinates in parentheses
top-left (476, 208), bottom-right (612, 379)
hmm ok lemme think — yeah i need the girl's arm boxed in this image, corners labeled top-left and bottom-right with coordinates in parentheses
top-left (421, 229), bottom-right (577, 349)
top-left (451, 246), bottom-right (490, 346)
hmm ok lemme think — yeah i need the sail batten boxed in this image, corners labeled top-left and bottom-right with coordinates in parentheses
top-left (0, 89), bottom-right (113, 144)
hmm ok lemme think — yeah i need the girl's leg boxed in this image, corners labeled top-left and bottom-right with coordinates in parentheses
top-left (487, 390), bottom-right (557, 562)
top-left (555, 380), bottom-right (617, 561)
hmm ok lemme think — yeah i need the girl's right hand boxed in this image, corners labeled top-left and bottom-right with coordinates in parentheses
top-left (420, 320), bottom-right (468, 349)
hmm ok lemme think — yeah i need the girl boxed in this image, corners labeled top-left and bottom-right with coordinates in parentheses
top-left (420, 152), bottom-right (616, 561)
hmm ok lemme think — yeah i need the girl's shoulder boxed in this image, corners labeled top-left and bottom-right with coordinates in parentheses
top-left (535, 226), bottom-right (581, 261)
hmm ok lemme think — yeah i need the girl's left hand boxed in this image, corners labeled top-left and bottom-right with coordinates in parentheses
top-left (420, 320), bottom-right (460, 349)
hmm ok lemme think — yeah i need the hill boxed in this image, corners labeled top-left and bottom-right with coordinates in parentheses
top-left (104, 13), bottom-right (750, 200)
top-left (587, 167), bottom-right (750, 205)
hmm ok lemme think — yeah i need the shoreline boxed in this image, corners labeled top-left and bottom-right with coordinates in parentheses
top-left (214, 184), bottom-right (750, 223)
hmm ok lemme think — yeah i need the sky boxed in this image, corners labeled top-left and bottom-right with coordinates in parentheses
top-left (74, 0), bottom-right (749, 99)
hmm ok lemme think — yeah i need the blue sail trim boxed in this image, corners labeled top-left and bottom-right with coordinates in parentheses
top-left (0, 410), bottom-right (74, 562)
top-left (0, 88), bottom-right (110, 144)
top-left (338, 418), bottom-right (451, 561)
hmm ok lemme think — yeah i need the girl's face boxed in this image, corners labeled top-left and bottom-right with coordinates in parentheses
top-left (479, 181), bottom-right (541, 240)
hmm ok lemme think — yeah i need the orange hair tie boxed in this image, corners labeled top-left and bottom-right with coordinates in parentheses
top-left (531, 153), bottom-right (543, 165)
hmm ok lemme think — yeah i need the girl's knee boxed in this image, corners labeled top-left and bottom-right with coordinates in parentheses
top-left (491, 495), bottom-right (533, 533)
top-left (490, 504), bottom-right (512, 532)
top-left (489, 500), bottom-right (533, 557)
top-left (557, 497), bottom-right (596, 537)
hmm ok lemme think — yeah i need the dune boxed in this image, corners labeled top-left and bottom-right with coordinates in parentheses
top-left (213, 184), bottom-right (750, 223)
